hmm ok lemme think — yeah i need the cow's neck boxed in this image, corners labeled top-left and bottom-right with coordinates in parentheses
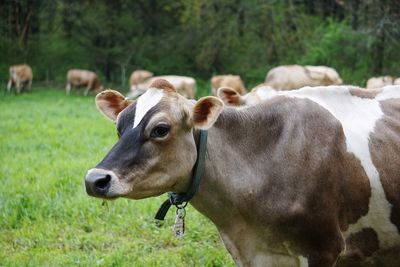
top-left (190, 104), bottom-right (282, 228)
top-left (189, 104), bottom-right (291, 265)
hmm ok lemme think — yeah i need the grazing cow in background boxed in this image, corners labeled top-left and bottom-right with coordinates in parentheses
top-left (128, 75), bottom-right (196, 99)
top-left (85, 79), bottom-right (400, 267)
top-left (211, 75), bottom-right (247, 96)
top-left (265, 65), bottom-right (343, 90)
top-left (7, 64), bottom-right (33, 94)
top-left (366, 76), bottom-right (395, 89)
top-left (217, 84), bottom-right (277, 106)
top-left (129, 70), bottom-right (153, 89)
top-left (66, 69), bottom-right (103, 96)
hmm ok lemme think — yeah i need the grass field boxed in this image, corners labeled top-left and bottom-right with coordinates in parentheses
top-left (0, 88), bottom-right (235, 267)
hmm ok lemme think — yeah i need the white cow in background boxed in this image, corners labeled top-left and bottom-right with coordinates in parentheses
top-left (265, 65), bottom-right (343, 90)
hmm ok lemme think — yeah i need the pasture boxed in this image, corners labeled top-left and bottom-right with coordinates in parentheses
top-left (0, 88), bottom-right (234, 266)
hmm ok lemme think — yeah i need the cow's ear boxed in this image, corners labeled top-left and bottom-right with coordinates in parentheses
top-left (217, 87), bottom-right (242, 106)
top-left (96, 90), bottom-right (133, 122)
top-left (192, 96), bottom-right (224, 129)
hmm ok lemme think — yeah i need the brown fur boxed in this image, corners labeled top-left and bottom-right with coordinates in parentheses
top-left (149, 79), bottom-right (176, 92)
top-left (344, 228), bottom-right (379, 260)
top-left (349, 87), bottom-right (383, 99)
top-left (211, 75), bottom-right (247, 95)
top-left (338, 152), bottom-right (371, 230)
top-left (369, 98), bottom-right (400, 232)
top-left (217, 87), bottom-right (241, 106)
top-left (66, 69), bottom-right (103, 96)
top-left (7, 64), bottom-right (33, 94)
top-left (95, 90), bottom-right (132, 122)
top-left (338, 245), bottom-right (400, 267)
top-left (193, 99), bottom-right (213, 124)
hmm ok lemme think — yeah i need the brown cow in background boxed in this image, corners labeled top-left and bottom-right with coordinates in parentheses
top-left (211, 75), bottom-right (247, 95)
top-left (66, 69), bottom-right (103, 96)
top-left (265, 65), bottom-right (343, 90)
top-left (7, 64), bottom-right (33, 94)
top-left (129, 70), bottom-right (153, 89)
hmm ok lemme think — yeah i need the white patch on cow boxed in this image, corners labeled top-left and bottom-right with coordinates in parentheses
top-left (283, 85), bottom-right (400, 248)
top-left (376, 85), bottom-right (400, 101)
top-left (255, 86), bottom-right (277, 101)
top-left (133, 88), bottom-right (164, 128)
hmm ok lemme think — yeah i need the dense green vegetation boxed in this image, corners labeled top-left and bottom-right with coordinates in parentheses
top-left (0, 89), bottom-right (234, 266)
top-left (1, 0), bottom-right (400, 91)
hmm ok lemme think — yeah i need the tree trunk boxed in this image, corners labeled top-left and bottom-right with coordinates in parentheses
top-left (105, 61), bottom-right (112, 82)
top-left (372, 30), bottom-right (385, 75)
top-left (350, 0), bottom-right (360, 30)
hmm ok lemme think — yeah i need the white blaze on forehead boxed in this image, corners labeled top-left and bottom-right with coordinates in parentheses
top-left (133, 88), bottom-right (164, 128)
top-left (283, 85), bottom-right (400, 248)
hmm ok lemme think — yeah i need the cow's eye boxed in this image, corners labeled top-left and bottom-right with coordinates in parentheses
top-left (151, 124), bottom-right (170, 138)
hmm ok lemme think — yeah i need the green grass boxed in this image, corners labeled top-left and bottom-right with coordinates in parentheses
top-left (0, 88), bottom-right (234, 267)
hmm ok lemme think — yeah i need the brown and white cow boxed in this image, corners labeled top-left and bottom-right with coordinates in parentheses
top-left (66, 69), bottom-right (103, 96)
top-left (128, 75), bottom-right (196, 99)
top-left (85, 79), bottom-right (400, 267)
top-left (366, 76), bottom-right (395, 89)
top-left (265, 65), bottom-right (343, 90)
top-left (7, 64), bottom-right (33, 94)
top-left (211, 75), bottom-right (247, 96)
top-left (129, 70), bottom-right (154, 89)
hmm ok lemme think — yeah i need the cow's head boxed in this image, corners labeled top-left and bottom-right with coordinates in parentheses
top-left (85, 79), bottom-right (223, 199)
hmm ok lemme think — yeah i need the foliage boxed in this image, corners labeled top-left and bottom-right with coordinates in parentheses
top-left (1, 0), bottom-right (399, 90)
top-left (0, 88), bottom-right (235, 266)
top-left (299, 20), bottom-right (372, 86)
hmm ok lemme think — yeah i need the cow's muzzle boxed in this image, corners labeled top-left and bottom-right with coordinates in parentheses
top-left (85, 168), bottom-right (115, 197)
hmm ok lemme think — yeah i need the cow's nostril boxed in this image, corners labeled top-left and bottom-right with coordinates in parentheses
top-left (94, 174), bottom-right (111, 189)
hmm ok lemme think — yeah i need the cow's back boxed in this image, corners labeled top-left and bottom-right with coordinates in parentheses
top-left (67, 69), bottom-right (97, 86)
top-left (366, 76), bottom-right (394, 89)
top-left (265, 65), bottom-right (342, 90)
top-left (10, 64), bottom-right (33, 82)
top-left (265, 65), bottom-right (312, 90)
top-left (211, 75), bottom-right (246, 95)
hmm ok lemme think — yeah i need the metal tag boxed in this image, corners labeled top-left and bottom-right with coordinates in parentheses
top-left (173, 208), bottom-right (186, 237)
